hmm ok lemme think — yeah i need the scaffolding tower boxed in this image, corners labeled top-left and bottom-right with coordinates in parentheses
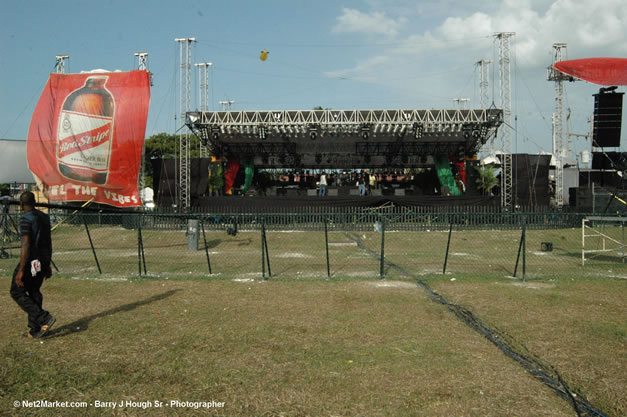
top-left (175, 38), bottom-right (196, 210)
top-left (135, 52), bottom-right (149, 202)
top-left (476, 59), bottom-right (492, 109)
top-left (55, 55), bottom-right (69, 74)
top-left (135, 52), bottom-right (148, 71)
top-left (495, 33), bottom-right (514, 209)
top-left (476, 58), bottom-right (493, 155)
top-left (547, 43), bottom-right (575, 206)
top-left (195, 62), bottom-right (213, 158)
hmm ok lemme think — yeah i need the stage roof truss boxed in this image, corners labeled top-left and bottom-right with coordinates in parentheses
top-left (185, 108), bottom-right (502, 168)
top-left (188, 108), bottom-right (500, 127)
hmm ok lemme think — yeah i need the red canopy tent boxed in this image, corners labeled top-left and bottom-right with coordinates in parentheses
top-left (553, 58), bottom-right (627, 86)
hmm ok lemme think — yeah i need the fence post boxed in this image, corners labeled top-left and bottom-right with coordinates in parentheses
top-left (379, 215), bottom-right (385, 278)
top-left (443, 221), bottom-right (453, 275)
top-left (264, 222), bottom-right (271, 278)
top-left (137, 216), bottom-right (147, 276)
top-left (261, 222), bottom-right (265, 279)
top-left (83, 217), bottom-right (102, 274)
top-left (513, 216), bottom-right (526, 280)
top-left (324, 218), bottom-right (330, 277)
top-left (137, 216), bottom-right (142, 277)
top-left (522, 216), bottom-right (526, 281)
top-left (200, 221), bottom-right (212, 274)
top-left (261, 221), bottom-right (271, 279)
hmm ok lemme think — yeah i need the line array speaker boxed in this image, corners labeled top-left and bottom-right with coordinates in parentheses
top-left (592, 90), bottom-right (623, 147)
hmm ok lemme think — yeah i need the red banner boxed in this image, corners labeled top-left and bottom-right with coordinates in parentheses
top-left (27, 70), bottom-right (150, 207)
top-left (553, 58), bottom-right (627, 86)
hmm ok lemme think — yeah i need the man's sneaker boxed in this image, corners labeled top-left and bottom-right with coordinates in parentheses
top-left (22, 332), bottom-right (35, 339)
top-left (36, 315), bottom-right (56, 338)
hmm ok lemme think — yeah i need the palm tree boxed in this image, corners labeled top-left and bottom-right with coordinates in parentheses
top-left (475, 165), bottom-right (498, 195)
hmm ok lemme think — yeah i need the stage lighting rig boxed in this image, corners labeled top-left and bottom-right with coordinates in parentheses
top-left (185, 108), bottom-right (503, 168)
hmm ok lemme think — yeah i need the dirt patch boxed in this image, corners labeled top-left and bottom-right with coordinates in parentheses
top-left (276, 252), bottom-right (313, 258)
top-left (367, 280), bottom-right (417, 289)
top-left (328, 241), bottom-right (358, 247)
top-left (510, 282), bottom-right (556, 289)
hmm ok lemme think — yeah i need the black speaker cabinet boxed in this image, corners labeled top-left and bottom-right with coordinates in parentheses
top-left (593, 91), bottom-right (623, 147)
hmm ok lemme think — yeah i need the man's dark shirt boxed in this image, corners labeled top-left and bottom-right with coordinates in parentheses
top-left (20, 209), bottom-right (52, 266)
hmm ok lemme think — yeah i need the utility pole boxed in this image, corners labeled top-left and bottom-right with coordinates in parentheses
top-left (175, 37), bottom-right (196, 210)
top-left (495, 32), bottom-right (514, 210)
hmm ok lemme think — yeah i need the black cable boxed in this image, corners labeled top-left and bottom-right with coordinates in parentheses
top-left (344, 231), bottom-right (610, 417)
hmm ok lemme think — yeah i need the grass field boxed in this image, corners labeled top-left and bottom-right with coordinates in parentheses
top-left (1, 222), bottom-right (625, 415)
top-left (1, 272), bottom-right (625, 416)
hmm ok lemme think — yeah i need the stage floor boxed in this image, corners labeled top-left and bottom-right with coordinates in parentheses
top-left (181, 193), bottom-right (498, 212)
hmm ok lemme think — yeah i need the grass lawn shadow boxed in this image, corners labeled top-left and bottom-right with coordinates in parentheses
top-left (44, 289), bottom-right (181, 339)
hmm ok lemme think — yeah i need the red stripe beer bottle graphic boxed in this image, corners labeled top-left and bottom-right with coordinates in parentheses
top-left (56, 76), bottom-right (114, 184)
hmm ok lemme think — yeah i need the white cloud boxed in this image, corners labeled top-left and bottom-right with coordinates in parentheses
top-left (325, 1), bottom-right (627, 154)
top-left (436, 0), bottom-right (627, 64)
top-left (332, 8), bottom-right (406, 37)
top-left (329, 0), bottom-right (627, 82)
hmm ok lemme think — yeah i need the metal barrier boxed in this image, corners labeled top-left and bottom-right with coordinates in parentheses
top-left (1, 210), bottom-right (624, 281)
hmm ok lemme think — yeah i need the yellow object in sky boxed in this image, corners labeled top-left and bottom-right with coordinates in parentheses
top-left (260, 50), bottom-right (269, 61)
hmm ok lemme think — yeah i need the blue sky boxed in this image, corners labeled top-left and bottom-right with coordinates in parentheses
top-left (1, 0), bottom-right (625, 159)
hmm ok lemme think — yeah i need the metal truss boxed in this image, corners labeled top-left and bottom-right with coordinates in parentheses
top-left (547, 43), bottom-right (576, 207)
top-left (175, 38), bottom-right (195, 210)
top-left (190, 108), bottom-right (499, 129)
top-left (55, 55), bottom-right (69, 74)
top-left (496, 32), bottom-right (514, 210)
top-left (186, 108), bottom-right (502, 169)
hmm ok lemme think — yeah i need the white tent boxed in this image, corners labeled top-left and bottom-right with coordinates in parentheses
top-left (0, 139), bottom-right (35, 183)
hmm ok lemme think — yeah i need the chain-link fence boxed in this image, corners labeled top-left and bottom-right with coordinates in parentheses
top-left (1, 210), bottom-right (624, 280)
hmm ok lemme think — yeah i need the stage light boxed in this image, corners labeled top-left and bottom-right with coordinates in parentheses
top-left (309, 124), bottom-right (318, 140)
top-left (479, 124), bottom-right (489, 138)
top-left (186, 113), bottom-right (199, 124)
top-left (413, 123), bottom-right (423, 139)
top-left (360, 124), bottom-right (371, 141)
top-left (258, 126), bottom-right (267, 140)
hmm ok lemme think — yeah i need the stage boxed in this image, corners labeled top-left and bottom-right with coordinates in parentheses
top-left (185, 193), bottom-right (498, 212)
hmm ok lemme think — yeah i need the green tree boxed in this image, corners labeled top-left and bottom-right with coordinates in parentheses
top-left (142, 133), bottom-right (203, 188)
top-left (475, 165), bottom-right (499, 195)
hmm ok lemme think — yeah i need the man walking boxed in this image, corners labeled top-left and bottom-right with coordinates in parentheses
top-left (10, 191), bottom-right (55, 338)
